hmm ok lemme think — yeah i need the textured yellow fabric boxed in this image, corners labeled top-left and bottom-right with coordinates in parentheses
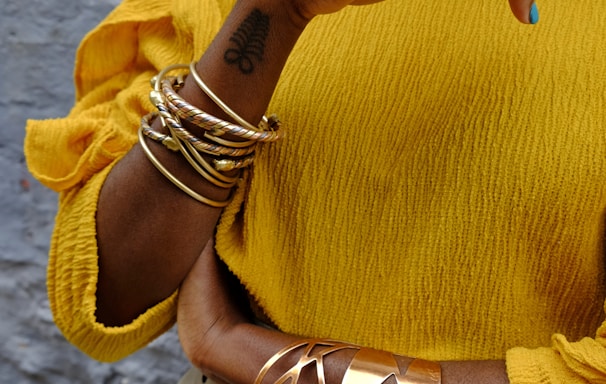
top-left (25, 0), bottom-right (228, 362)
top-left (24, 0), bottom-right (606, 381)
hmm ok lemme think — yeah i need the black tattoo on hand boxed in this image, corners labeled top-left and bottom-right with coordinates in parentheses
top-left (224, 8), bottom-right (269, 74)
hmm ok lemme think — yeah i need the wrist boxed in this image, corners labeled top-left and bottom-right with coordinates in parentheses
top-left (179, 0), bottom-right (308, 135)
top-left (440, 360), bottom-right (509, 384)
top-left (203, 323), bottom-right (284, 383)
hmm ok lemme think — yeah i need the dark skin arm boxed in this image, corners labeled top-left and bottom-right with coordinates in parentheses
top-left (178, 241), bottom-right (510, 384)
top-left (95, 0), bottom-right (308, 326)
top-left (95, 0), bottom-right (540, 327)
top-left (96, 0), bottom-right (538, 380)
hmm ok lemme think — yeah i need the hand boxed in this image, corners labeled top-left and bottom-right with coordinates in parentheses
top-left (177, 239), bottom-right (250, 370)
top-left (292, 0), bottom-right (539, 25)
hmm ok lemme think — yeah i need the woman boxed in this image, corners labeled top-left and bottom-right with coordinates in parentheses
top-left (25, 0), bottom-right (606, 382)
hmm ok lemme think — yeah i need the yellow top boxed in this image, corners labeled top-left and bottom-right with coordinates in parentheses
top-left (24, 0), bottom-right (606, 382)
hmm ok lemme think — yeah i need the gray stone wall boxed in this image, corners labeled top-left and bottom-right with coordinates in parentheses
top-left (1, 0), bottom-right (190, 382)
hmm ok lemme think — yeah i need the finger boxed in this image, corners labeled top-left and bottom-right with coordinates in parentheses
top-left (508, 0), bottom-right (539, 24)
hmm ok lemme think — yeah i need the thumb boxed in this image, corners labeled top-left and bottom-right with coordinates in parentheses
top-left (508, 0), bottom-right (539, 24)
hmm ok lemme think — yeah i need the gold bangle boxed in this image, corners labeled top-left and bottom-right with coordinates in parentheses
top-left (155, 101), bottom-right (257, 157)
top-left (151, 65), bottom-right (248, 156)
top-left (254, 339), bottom-right (355, 384)
top-left (138, 122), bottom-right (232, 208)
top-left (141, 112), bottom-right (241, 184)
top-left (189, 60), bottom-right (266, 133)
top-left (400, 359), bottom-right (442, 384)
top-left (161, 78), bottom-right (284, 142)
top-left (140, 113), bottom-right (180, 152)
top-left (182, 140), bottom-right (243, 182)
top-left (213, 155), bottom-right (255, 172)
top-left (151, 64), bottom-right (254, 154)
top-left (150, 64), bottom-right (284, 142)
top-left (165, 124), bottom-right (239, 189)
top-left (203, 131), bottom-right (256, 148)
top-left (254, 339), bottom-right (442, 384)
top-left (341, 347), bottom-right (403, 384)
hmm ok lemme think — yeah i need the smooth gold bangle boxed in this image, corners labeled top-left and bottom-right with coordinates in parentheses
top-left (150, 64), bottom-right (284, 142)
top-left (254, 339), bottom-right (354, 384)
top-left (183, 140), bottom-right (246, 180)
top-left (138, 122), bottom-right (232, 208)
top-left (165, 124), bottom-right (238, 189)
top-left (400, 359), bottom-right (442, 384)
top-left (141, 112), bottom-right (241, 184)
top-left (203, 131), bottom-right (256, 148)
top-left (189, 61), bottom-right (266, 133)
top-left (254, 339), bottom-right (441, 384)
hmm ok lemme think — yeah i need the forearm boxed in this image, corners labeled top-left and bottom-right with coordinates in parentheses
top-left (95, 0), bottom-right (308, 326)
top-left (199, 323), bottom-right (509, 384)
top-left (178, 247), bottom-right (508, 384)
top-left (204, 325), bottom-right (362, 384)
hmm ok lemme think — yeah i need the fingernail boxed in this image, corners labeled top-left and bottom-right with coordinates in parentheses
top-left (529, 3), bottom-right (539, 24)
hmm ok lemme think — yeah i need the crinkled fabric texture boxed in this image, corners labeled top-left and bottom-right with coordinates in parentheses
top-left (25, 0), bottom-right (606, 382)
top-left (25, 0), bottom-right (230, 361)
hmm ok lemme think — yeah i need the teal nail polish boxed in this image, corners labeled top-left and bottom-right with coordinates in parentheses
top-left (529, 3), bottom-right (539, 24)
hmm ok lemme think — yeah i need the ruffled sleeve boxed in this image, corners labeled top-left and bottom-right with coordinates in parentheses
top-left (507, 306), bottom-right (606, 383)
top-left (24, 0), bottom-right (230, 362)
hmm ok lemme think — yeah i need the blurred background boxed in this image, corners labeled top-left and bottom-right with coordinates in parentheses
top-left (1, 0), bottom-right (190, 382)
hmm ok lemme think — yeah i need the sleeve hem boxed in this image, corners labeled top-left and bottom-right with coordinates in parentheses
top-left (48, 160), bottom-right (177, 362)
top-left (506, 346), bottom-right (587, 384)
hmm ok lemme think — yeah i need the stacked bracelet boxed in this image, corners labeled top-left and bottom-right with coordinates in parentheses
top-left (188, 61), bottom-right (267, 133)
top-left (155, 100), bottom-right (256, 157)
top-left (141, 113), bottom-right (239, 189)
top-left (161, 79), bottom-right (283, 142)
top-left (138, 63), bottom-right (284, 206)
top-left (138, 122), bottom-right (232, 207)
top-left (254, 339), bottom-right (441, 384)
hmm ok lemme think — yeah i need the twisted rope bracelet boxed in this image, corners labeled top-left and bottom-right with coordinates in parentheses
top-left (141, 62), bottom-right (285, 203)
top-left (168, 127), bottom-right (239, 188)
top-left (150, 64), bottom-right (256, 157)
top-left (138, 120), bottom-right (232, 207)
top-left (160, 78), bottom-right (284, 142)
top-left (141, 113), bottom-right (238, 188)
top-left (214, 153), bottom-right (255, 171)
top-left (141, 113), bottom-right (251, 177)
top-left (180, 138), bottom-right (255, 173)
top-left (140, 114), bottom-right (180, 153)
top-left (155, 101), bottom-right (256, 157)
